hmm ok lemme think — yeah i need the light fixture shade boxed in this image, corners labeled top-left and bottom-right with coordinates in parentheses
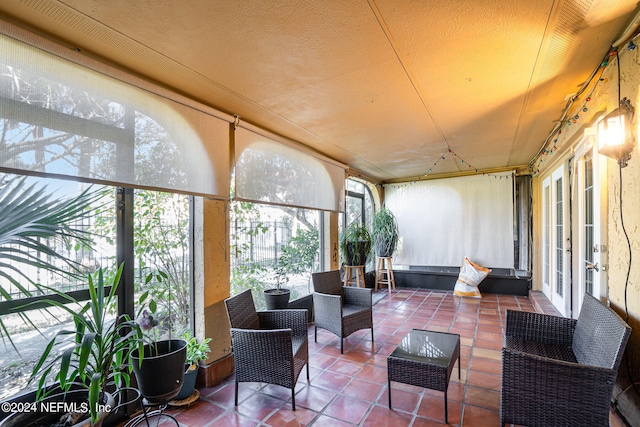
top-left (597, 99), bottom-right (634, 166)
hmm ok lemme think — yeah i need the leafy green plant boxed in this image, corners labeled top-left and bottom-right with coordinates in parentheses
top-left (0, 175), bottom-right (105, 350)
top-left (183, 333), bottom-right (211, 369)
top-left (339, 222), bottom-right (372, 266)
top-left (91, 189), bottom-right (191, 334)
top-left (277, 227), bottom-right (319, 292)
top-left (26, 264), bottom-right (144, 425)
top-left (372, 207), bottom-right (399, 257)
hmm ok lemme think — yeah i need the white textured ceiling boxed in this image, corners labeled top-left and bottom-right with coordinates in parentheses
top-left (0, 0), bottom-right (638, 182)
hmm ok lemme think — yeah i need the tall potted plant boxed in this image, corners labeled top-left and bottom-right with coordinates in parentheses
top-left (339, 222), bottom-right (372, 265)
top-left (1, 265), bottom-right (144, 427)
top-left (372, 207), bottom-right (399, 257)
top-left (339, 222), bottom-right (372, 266)
top-left (129, 273), bottom-right (187, 405)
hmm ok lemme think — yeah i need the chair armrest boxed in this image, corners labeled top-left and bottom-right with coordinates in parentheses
top-left (501, 347), bottom-right (617, 426)
top-left (230, 328), bottom-right (294, 362)
top-left (343, 286), bottom-right (372, 307)
top-left (258, 309), bottom-right (308, 339)
top-left (312, 292), bottom-right (342, 321)
top-left (502, 347), bottom-right (617, 400)
top-left (505, 309), bottom-right (576, 346)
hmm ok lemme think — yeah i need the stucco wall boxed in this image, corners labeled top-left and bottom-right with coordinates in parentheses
top-left (532, 44), bottom-right (640, 424)
top-left (604, 46), bottom-right (640, 424)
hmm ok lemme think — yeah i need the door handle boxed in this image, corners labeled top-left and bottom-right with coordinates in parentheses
top-left (585, 261), bottom-right (599, 272)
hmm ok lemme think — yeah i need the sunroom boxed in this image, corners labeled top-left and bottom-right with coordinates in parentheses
top-left (0, 1), bottom-right (639, 426)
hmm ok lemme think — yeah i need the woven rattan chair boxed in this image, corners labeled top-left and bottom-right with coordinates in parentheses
top-left (224, 289), bottom-right (309, 410)
top-left (501, 293), bottom-right (631, 427)
top-left (312, 270), bottom-right (373, 353)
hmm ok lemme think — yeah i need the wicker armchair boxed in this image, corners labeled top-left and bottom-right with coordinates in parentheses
top-left (312, 270), bottom-right (373, 353)
top-left (501, 293), bottom-right (631, 427)
top-left (224, 289), bottom-right (309, 410)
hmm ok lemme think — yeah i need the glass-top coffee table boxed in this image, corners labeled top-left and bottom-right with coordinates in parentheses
top-left (387, 329), bottom-right (461, 423)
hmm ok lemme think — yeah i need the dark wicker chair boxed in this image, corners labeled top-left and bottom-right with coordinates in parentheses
top-left (501, 293), bottom-right (631, 427)
top-left (224, 289), bottom-right (309, 410)
top-left (311, 270), bottom-right (373, 353)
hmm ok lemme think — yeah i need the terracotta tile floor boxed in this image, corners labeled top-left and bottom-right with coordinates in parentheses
top-left (124, 289), bottom-right (625, 426)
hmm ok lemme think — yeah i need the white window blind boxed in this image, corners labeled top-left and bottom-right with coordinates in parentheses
top-left (0, 25), bottom-right (230, 198)
top-left (234, 126), bottom-right (346, 212)
top-left (386, 173), bottom-right (515, 268)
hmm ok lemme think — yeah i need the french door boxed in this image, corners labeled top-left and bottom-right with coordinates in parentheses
top-left (542, 165), bottom-right (571, 316)
top-left (572, 143), bottom-right (607, 318)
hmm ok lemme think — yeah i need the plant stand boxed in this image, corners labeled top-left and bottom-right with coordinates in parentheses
top-left (343, 265), bottom-right (365, 287)
top-left (375, 257), bottom-right (396, 293)
top-left (124, 400), bottom-right (179, 427)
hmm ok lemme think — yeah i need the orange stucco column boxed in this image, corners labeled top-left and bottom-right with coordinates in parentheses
top-left (193, 197), bottom-right (233, 385)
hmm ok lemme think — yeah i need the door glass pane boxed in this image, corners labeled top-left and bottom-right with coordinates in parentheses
top-left (543, 185), bottom-right (550, 285)
top-left (555, 178), bottom-right (563, 297)
top-left (584, 156), bottom-right (594, 295)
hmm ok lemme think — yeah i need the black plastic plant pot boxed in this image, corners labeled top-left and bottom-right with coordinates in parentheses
top-left (263, 288), bottom-right (290, 310)
top-left (346, 241), bottom-right (368, 266)
top-left (131, 339), bottom-right (187, 405)
top-left (375, 235), bottom-right (397, 258)
top-left (174, 366), bottom-right (198, 401)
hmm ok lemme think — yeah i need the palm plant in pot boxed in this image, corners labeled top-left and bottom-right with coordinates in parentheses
top-left (371, 207), bottom-right (399, 257)
top-left (1, 265), bottom-right (144, 427)
top-left (339, 222), bottom-right (372, 266)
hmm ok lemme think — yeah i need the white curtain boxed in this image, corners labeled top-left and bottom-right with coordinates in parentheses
top-left (0, 24), bottom-right (230, 198)
top-left (386, 172), bottom-right (515, 268)
top-left (234, 125), bottom-right (346, 212)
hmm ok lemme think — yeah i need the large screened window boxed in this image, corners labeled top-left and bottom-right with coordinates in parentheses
top-left (0, 22), bottom-right (204, 402)
top-left (231, 124), bottom-right (345, 306)
top-left (340, 178), bottom-right (375, 270)
top-left (0, 174), bottom-right (193, 400)
top-left (230, 202), bottom-right (321, 308)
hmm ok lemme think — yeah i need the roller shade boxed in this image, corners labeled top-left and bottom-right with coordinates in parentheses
top-left (234, 126), bottom-right (345, 212)
top-left (386, 172), bottom-right (515, 268)
top-left (0, 25), bottom-right (230, 198)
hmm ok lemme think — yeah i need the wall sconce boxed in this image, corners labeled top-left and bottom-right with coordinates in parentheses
top-left (598, 97), bottom-right (635, 167)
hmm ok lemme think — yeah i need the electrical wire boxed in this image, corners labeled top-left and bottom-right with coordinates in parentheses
top-left (614, 48), bottom-right (640, 403)
top-left (617, 161), bottom-right (640, 400)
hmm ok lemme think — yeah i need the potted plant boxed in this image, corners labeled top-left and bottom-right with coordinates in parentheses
top-left (339, 222), bottom-right (372, 266)
top-left (172, 334), bottom-right (211, 401)
top-left (129, 276), bottom-right (187, 406)
top-left (1, 264), bottom-right (144, 427)
top-left (263, 257), bottom-right (291, 310)
top-left (372, 207), bottom-right (399, 257)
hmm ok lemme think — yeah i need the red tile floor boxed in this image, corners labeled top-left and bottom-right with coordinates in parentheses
top-left (125, 289), bottom-right (626, 426)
